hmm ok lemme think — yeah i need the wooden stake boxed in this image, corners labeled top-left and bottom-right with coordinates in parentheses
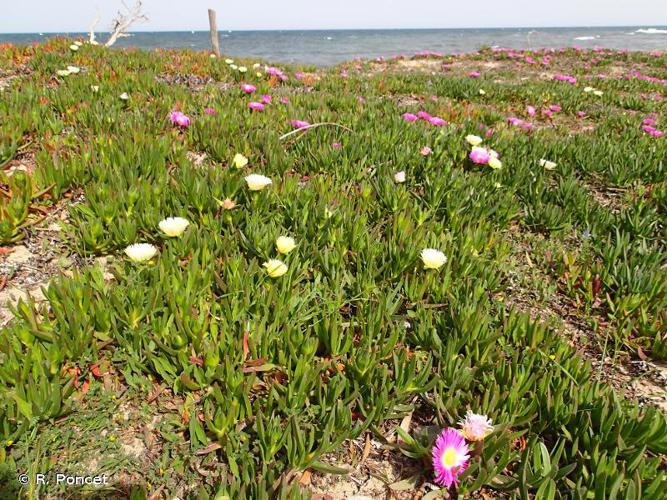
top-left (208, 9), bottom-right (220, 56)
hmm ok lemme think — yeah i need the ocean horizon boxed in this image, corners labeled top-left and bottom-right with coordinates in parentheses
top-left (1, 26), bottom-right (666, 66)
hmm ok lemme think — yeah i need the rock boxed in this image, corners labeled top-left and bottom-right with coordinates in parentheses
top-left (120, 437), bottom-right (147, 460)
top-left (4, 245), bottom-right (34, 265)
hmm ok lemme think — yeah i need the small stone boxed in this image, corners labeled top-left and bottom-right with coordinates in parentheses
top-left (4, 245), bottom-right (34, 265)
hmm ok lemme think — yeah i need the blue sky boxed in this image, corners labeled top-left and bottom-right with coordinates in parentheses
top-left (2, 0), bottom-right (666, 32)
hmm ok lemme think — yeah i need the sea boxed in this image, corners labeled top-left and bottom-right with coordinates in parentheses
top-left (1, 27), bottom-right (666, 66)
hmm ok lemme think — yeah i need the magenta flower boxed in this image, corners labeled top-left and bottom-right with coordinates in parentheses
top-left (204, 107), bottom-right (216, 115)
top-left (332, 142), bottom-right (342, 149)
top-left (527, 105), bottom-right (536, 116)
top-left (280, 97), bottom-right (290, 104)
top-left (248, 102), bottom-right (265, 111)
top-left (429, 117), bottom-right (446, 126)
top-left (468, 71), bottom-right (481, 77)
top-left (643, 125), bottom-right (656, 133)
top-left (169, 111), bottom-right (190, 127)
top-left (650, 129), bottom-right (664, 138)
top-left (432, 428), bottom-right (470, 488)
top-left (402, 112), bottom-right (418, 122)
top-left (290, 119), bottom-right (311, 129)
top-left (417, 111), bottom-right (433, 121)
top-left (577, 111), bottom-right (586, 118)
top-left (241, 83), bottom-right (256, 94)
top-left (261, 95), bottom-right (272, 104)
top-left (642, 118), bottom-right (657, 126)
top-left (420, 146), bottom-right (433, 156)
top-left (548, 105), bottom-right (562, 112)
top-left (469, 147), bottom-right (491, 164)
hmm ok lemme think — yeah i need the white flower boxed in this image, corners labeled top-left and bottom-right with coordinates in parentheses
top-left (90, 40), bottom-right (99, 46)
top-left (230, 64), bottom-right (238, 70)
top-left (69, 44), bottom-right (79, 51)
top-left (210, 53), bottom-right (217, 58)
top-left (124, 243), bottom-right (158, 262)
top-left (465, 134), bottom-right (483, 146)
top-left (420, 248), bottom-right (447, 270)
top-left (583, 86), bottom-right (594, 92)
top-left (253, 63), bottom-right (261, 69)
top-left (74, 41), bottom-right (83, 46)
top-left (119, 92), bottom-right (129, 100)
top-left (478, 88), bottom-right (486, 95)
top-left (256, 72), bottom-right (263, 78)
top-left (66, 65), bottom-right (80, 74)
top-left (245, 174), bottom-right (272, 191)
top-left (56, 69), bottom-right (71, 77)
top-left (233, 153), bottom-right (248, 169)
top-left (276, 236), bottom-right (296, 254)
top-left (593, 90), bottom-right (603, 97)
top-left (238, 66), bottom-right (248, 73)
top-left (459, 411), bottom-right (494, 442)
top-left (539, 158), bottom-right (557, 170)
top-left (91, 85), bottom-right (100, 93)
top-left (225, 58), bottom-right (234, 64)
top-left (159, 217), bottom-right (189, 237)
top-left (394, 171), bottom-right (406, 183)
top-left (263, 259), bottom-right (288, 278)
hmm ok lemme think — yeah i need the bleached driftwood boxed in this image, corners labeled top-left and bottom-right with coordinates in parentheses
top-left (104, 1), bottom-right (148, 47)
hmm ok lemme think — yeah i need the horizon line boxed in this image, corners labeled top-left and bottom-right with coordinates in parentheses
top-left (2, 24), bottom-right (667, 35)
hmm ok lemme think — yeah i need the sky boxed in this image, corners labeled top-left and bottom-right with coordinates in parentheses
top-left (1, 0), bottom-right (666, 33)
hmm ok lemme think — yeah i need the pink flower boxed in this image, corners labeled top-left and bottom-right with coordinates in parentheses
top-left (169, 111), bottom-right (190, 127)
top-left (643, 125), bottom-right (656, 133)
top-left (549, 105), bottom-right (562, 112)
top-left (241, 83), bottom-right (256, 94)
top-left (642, 118), bottom-right (657, 126)
top-left (527, 105), bottom-right (536, 116)
top-left (280, 97), bottom-right (290, 104)
top-left (485, 128), bottom-right (494, 137)
top-left (417, 111), bottom-right (433, 121)
top-left (429, 117), bottom-right (446, 126)
top-left (507, 117), bottom-right (524, 126)
top-left (332, 142), bottom-right (342, 149)
top-left (469, 147), bottom-right (491, 164)
top-left (543, 109), bottom-right (553, 118)
top-left (261, 95), bottom-right (272, 104)
top-left (459, 411), bottom-right (494, 442)
top-left (468, 71), bottom-right (481, 77)
top-left (290, 120), bottom-right (310, 129)
top-left (248, 102), bottom-right (265, 111)
top-left (204, 107), bottom-right (216, 115)
top-left (402, 112), bottom-right (418, 122)
top-left (577, 111), bottom-right (586, 118)
top-left (420, 146), bottom-right (433, 156)
top-left (650, 129), bottom-right (664, 138)
top-left (432, 428), bottom-right (469, 488)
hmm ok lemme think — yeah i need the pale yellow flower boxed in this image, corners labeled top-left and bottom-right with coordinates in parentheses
top-left (263, 259), bottom-right (288, 278)
top-left (245, 174), bottom-right (272, 191)
top-left (67, 65), bottom-right (80, 74)
top-left (69, 44), bottom-right (79, 51)
top-left (488, 157), bottom-right (502, 169)
top-left (158, 217), bottom-right (189, 237)
top-left (276, 236), bottom-right (296, 254)
top-left (233, 153), bottom-right (248, 168)
top-left (583, 86), bottom-right (594, 93)
top-left (124, 243), bottom-right (158, 262)
top-left (56, 69), bottom-right (71, 77)
top-left (421, 248), bottom-right (447, 270)
top-left (238, 66), bottom-right (248, 73)
top-left (478, 89), bottom-right (486, 95)
top-left (593, 90), bottom-right (603, 97)
top-left (119, 92), bottom-right (129, 100)
top-left (465, 135), bottom-right (483, 146)
top-left (539, 158), bottom-right (557, 170)
top-left (225, 58), bottom-right (234, 64)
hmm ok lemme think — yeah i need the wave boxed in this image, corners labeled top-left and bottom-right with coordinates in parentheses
top-left (574, 36), bottom-right (597, 40)
top-left (635, 28), bottom-right (667, 34)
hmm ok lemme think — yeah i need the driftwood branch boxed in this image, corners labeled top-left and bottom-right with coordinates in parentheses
top-left (88, 10), bottom-right (100, 44)
top-left (105, 1), bottom-right (148, 47)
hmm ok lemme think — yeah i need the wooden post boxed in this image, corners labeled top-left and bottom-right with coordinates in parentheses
top-left (208, 9), bottom-right (220, 56)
